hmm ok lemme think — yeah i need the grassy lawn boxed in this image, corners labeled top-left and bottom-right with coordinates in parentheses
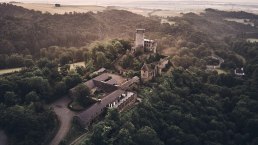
top-left (93, 93), bottom-right (105, 99)
top-left (69, 101), bottom-right (84, 111)
top-left (0, 68), bottom-right (22, 75)
top-left (70, 62), bottom-right (85, 70)
top-left (215, 69), bottom-right (228, 75)
top-left (58, 61), bottom-right (85, 72)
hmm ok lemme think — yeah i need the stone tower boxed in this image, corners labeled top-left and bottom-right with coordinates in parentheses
top-left (135, 29), bottom-right (145, 48)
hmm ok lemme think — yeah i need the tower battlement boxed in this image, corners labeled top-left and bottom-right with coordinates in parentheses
top-left (135, 29), bottom-right (145, 48)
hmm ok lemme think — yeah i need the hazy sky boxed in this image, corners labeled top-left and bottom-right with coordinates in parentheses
top-left (1, 0), bottom-right (258, 4)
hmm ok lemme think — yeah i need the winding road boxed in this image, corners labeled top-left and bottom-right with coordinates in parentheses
top-left (49, 97), bottom-right (76, 145)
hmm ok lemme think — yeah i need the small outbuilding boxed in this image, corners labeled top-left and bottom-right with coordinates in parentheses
top-left (235, 68), bottom-right (245, 76)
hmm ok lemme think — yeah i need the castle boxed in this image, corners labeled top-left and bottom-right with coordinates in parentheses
top-left (130, 29), bottom-right (169, 82)
top-left (132, 29), bottom-right (157, 53)
top-left (141, 57), bottom-right (169, 82)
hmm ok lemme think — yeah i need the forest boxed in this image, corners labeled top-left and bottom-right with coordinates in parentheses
top-left (0, 38), bottom-right (131, 145)
top-left (80, 8), bottom-right (258, 145)
top-left (0, 3), bottom-right (258, 145)
top-left (82, 40), bottom-right (258, 145)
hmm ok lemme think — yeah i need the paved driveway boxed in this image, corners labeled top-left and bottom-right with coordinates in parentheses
top-left (0, 130), bottom-right (8, 145)
top-left (49, 97), bottom-right (76, 145)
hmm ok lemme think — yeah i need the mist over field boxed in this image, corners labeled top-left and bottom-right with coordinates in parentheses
top-left (1, 0), bottom-right (258, 5)
top-left (1, 0), bottom-right (258, 13)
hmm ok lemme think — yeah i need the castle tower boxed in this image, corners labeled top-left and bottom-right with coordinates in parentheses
top-left (135, 29), bottom-right (145, 48)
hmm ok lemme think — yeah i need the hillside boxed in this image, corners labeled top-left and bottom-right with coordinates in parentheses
top-left (2, 3), bottom-right (258, 57)
top-left (0, 3), bottom-right (159, 55)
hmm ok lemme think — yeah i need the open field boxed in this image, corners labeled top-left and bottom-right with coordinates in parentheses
top-left (152, 10), bottom-right (182, 17)
top-left (12, 3), bottom-right (184, 17)
top-left (0, 68), bottom-right (22, 75)
top-left (9, 3), bottom-right (202, 17)
top-left (0, 62), bottom-right (85, 76)
top-left (247, 38), bottom-right (258, 43)
top-left (13, 3), bottom-right (106, 14)
top-left (224, 18), bottom-right (255, 27)
top-left (3, 1), bottom-right (258, 18)
top-left (161, 18), bottom-right (176, 25)
top-left (108, 6), bottom-right (153, 17)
